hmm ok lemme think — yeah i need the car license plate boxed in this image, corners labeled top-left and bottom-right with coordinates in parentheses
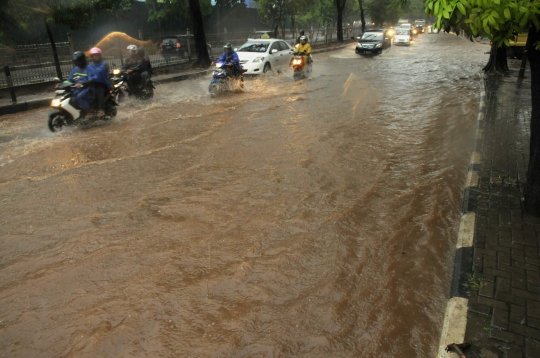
top-left (364, 50), bottom-right (371, 54)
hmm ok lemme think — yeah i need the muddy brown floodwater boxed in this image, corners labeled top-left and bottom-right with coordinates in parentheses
top-left (0, 34), bottom-right (489, 357)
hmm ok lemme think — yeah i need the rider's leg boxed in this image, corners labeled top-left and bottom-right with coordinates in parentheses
top-left (140, 71), bottom-right (149, 90)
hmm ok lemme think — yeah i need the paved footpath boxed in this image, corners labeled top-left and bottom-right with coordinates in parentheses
top-left (461, 70), bottom-right (540, 357)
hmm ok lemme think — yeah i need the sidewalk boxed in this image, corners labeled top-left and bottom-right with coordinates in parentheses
top-left (460, 65), bottom-right (540, 357)
top-left (0, 40), bottom-right (354, 116)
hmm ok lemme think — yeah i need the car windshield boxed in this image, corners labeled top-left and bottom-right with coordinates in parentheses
top-left (162, 38), bottom-right (177, 45)
top-left (238, 42), bottom-right (270, 52)
top-left (360, 32), bottom-right (384, 41)
top-left (395, 29), bottom-right (410, 35)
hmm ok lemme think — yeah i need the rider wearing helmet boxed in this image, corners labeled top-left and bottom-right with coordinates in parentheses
top-left (294, 36), bottom-right (312, 65)
top-left (89, 47), bottom-right (112, 111)
top-left (123, 44), bottom-right (151, 92)
top-left (89, 47), bottom-right (110, 75)
top-left (295, 29), bottom-right (309, 45)
top-left (214, 42), bottom-right (242, 73)
top-left (64, 51), bottom-right (112, 111)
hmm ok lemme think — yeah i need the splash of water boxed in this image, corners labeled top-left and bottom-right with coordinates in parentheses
top-left (88, 32), bottom-right (157, 56)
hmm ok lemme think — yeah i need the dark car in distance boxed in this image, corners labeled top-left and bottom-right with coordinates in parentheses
top-left (355, 29), bottom-right (391, 56)
top-left (160, 34), bottom-right (212, 60)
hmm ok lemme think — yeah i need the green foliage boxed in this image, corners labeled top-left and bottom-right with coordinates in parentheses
top-left (365, 0), bottom-right (404, 26)
top-left (1, 0), bottom-right (136, 37)
top-left (147, 0), bottom-right (213, 24)
top-left (424, 0), bottom-right (540, 46)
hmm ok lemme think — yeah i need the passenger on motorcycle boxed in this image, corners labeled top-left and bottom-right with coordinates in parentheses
top-left (213, 43), bottom-right (242, 75)
top-left (294, 36), bottom-right (312, 64)
top-left (63, 51), bottom-right (112, 112)
top-left (295, 30), bottom-right (309, 45)
top-left (89, 47), bottom-right (113, 112)
top-left (123, 44), bottom-right (151, 93)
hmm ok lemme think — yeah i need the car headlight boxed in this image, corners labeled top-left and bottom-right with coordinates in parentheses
top-left (51, 99), bottom-right (61, 107)
top-left (375, 43), bottom-right (382, 48)
top-left (253, 57), bottom-right (265, 63)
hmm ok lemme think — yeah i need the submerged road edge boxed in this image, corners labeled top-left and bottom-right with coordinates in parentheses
top-left (437, 76), bottom-right (485, 357)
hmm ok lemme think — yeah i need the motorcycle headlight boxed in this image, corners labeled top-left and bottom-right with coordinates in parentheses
top-left (253, 57), bottom-right (265, 63)
top-left (113, 69), bottom-right (121, 75)
top-left (51, 99), bottom-right (61, 108)
top-left (114, 83), bottom-right (121, 88)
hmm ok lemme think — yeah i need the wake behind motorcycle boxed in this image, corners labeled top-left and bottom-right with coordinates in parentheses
top-left (110, 68), bottom-right (155, 102)
top-left (48, 82), bottom-right (118, 132)
top-left (291, 52), bottom-right (313, 81)
top-left (208, 62), bottom-right (245, 97)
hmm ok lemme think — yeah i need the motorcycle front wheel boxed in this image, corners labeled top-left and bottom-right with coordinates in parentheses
top-left (48, 110), bottom-right (71, 132)
top-left (209, 83), bottom-right (218, 98)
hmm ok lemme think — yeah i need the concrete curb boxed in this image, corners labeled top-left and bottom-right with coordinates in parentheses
top-left (437, 76), bottom-right (485, 357)
top-left (1, 43), bottom-right (353, 117)
top-left (0, 98), bottom-right (54, 116)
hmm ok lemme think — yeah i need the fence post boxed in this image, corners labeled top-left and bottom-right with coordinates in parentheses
top-left (45, 20), bottom-right (63, 81)
top-left (187, 28), bottom-right (192, 61)
top-left (4, 66), bottom-right (17, 104)
top-left (138, 30), bottom-right (143, 40)
top-left (67, 33), bottom-right (75, 55)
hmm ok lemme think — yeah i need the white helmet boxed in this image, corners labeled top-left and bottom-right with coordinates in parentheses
top-left (127, 44), bottom-right (137, 51)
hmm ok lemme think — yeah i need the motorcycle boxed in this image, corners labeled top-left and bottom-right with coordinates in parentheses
top-left (208, 62), bottom-right (245, 97)
top-left (110, 68), bottom-right (155, 101)
top-left (47, 82), bottom-right (118, 132)
top-left (291, 52), bottom-right (313, 81)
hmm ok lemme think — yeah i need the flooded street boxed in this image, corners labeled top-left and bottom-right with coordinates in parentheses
top-left (0, 34), bottom-right (488, 357)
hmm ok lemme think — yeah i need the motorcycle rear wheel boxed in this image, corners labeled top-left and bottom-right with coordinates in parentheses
top-left (48, 111), bottom-right (71, 132)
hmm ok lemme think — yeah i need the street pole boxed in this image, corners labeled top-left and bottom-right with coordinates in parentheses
top-left (45, 20), bottom-right (63, 81)
top-left (519, 49), bottom-right (528, 79)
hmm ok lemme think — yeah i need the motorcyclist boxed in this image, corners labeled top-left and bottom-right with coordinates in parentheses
top-left (294, 36), bottom-right (312, 65)
top-left (123, 44), bottom-right (151, 93)
top-left (213, 42), bottom-right (242, 75)
top-left (63, 51), bottom-right (111, 112)
top-left (88, 47), bottom-right (113, 112)
top-left (295, 29), bottom-right (309, 45)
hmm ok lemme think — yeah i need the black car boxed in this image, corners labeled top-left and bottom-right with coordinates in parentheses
top-left (355, 29), bottom-right (391, 56)
top-left (160, 34), bottom-right (212, 59)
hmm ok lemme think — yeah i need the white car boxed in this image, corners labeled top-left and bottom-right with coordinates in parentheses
top-left (393, 28), bottom-right (411, 46)
top-left (237, 39), bottom-right (294, 74)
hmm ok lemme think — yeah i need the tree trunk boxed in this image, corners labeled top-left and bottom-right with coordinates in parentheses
top-left (187, 0), bottom-right (211, 67)
top-left (357, 0), bottom-right (365, 33)
top-left (482, 43), bottom-right (510, 75)
top-left (524, 25), bottom-right (540, 215)
top-left (335, 0), bottom-right (346, 42)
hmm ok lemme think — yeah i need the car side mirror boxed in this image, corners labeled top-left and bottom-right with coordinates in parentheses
top-left (271, 49), bottom-right (278, 54)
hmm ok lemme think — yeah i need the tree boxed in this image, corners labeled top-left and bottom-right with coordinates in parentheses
top-left (187, 0), bottom-right (212, 67)
top-left (424, 0), bottom-right (540, 215)
top-left (364, 0), bottom-right (403, 27)
top-left (358, 0), bottom-right (366, 33)
top-left (335, 0), bottom-right (347, 42)
top-left (1, 0), bottom-right (134, 43)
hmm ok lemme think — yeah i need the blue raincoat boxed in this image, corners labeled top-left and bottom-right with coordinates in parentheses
top-left (65, 65), bottom-right (111, 110)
